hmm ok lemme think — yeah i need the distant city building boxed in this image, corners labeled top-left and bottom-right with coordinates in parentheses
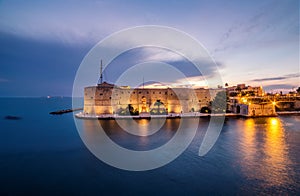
top-left (226, 83), bottom-right (264, 97)
top-left (228, 97), bottom-right (276, 117)
top-left (226, 84), bottom-right (275, 116)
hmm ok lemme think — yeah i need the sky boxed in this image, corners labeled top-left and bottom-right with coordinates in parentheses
top-left (0, 0), bottom-right (299, 97)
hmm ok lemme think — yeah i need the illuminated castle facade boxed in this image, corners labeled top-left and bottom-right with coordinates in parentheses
top-left (83, 82), bottom-right (221, 115)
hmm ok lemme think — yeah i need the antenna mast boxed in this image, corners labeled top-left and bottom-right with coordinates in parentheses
top-left (100, 60), bottom-right (103, 84)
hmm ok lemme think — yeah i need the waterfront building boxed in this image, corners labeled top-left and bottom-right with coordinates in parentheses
top-left (229, 97), bottom-right (276, 117)
top-left (83, 82), bottom-right (222, 115)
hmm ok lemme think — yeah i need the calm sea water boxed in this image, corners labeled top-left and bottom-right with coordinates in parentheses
top-left (0, 98), bottom-right (299, 195)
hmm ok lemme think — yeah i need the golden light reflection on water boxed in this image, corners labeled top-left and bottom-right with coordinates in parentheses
top-left (242, 119), bottom-right (256, 162)
top-left (241, 117), bottom-right (293, 191)
top-left (263, 118), bottom-right (291, 187)
top-left (79, 118), bottom-right (177, 149)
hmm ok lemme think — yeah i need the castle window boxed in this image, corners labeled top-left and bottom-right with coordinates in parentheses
top-left (165, 92), bottom-right (167, 95)
top-left (171, 93), bottom-right (173, 96)
top-left (133, 92), bottom-right (135, 94)
top-left (153, 92), bottom-right (155, 94)
top-left (147, 91), bottom-right (149, 94)
top-left (109, 97), bottom-right (111, 99)
top-left (100, 93), bottom-right (103, 96)
top-left (199, 100), bottom-right (201, 102)
top-left (139, 92), bottom-right (141, 94)
top-left (159, 92), bottom-right (161, 94)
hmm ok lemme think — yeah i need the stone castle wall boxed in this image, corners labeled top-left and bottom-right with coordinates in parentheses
top-left (84, 83), bottom-right (220, 115)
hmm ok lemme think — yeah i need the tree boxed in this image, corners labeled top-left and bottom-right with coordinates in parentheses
top-left (151, 100), bottom-right (166, 115)
top-left (117, 104), bottom-right (139, 116)
top-left (211, 91), bottom-right (227, 113)
top-left (154, 100), bottom-right (162, 112)
top-left (297, 87), bottom-right (300, 94)
top-left (127, 104), bottom-right (134, 114)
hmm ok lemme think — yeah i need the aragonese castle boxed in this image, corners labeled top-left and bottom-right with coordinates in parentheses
top-left (83, 81), bottom-right (222, 116)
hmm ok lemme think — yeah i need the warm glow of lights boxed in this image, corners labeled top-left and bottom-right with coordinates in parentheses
top-left (272, 101), bottom-right (276, 105)
top-left (270, 118), bottom-right (278, 126)
top-left (249, 102), bottom-right (251, 105)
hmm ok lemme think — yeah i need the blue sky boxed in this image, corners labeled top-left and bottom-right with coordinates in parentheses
top-left (0, 0), bottom-right (299, 96)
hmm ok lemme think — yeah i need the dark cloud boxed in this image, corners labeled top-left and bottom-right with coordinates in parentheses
top-left (251, 73), bottom-right (300, 82)
top-left (0, 31), bottom-right (91, 96)
top-left (263, 84), bottom-right (296, 91)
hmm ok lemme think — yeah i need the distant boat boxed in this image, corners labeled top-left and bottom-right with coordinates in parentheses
top-left (4, 115), bottom-right (22, 120)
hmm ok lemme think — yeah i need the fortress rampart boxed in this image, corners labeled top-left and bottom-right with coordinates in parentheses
top-left (83, 82), bottom-right (220, 115)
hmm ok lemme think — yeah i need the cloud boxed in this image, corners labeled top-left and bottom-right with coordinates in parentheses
top-left (139, 47), bottom-right (185, 63)
top-left (0, 1), bottom-right (147, 45)
top-left (263, 84), bottom-right (296, 92)
top-left (141, 76), bottom-right (209, 89)
top-left (103, 46), bottom-right (224, 85)
top-left (251, 73), bottom-right (300, 82)
top-left (139, 47), bottom-right (225, 78)
top-left (213, 0), bottom-right (299, 54)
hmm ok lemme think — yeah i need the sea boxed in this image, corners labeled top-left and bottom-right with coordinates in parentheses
top-left (0, 97), bottom-right (299, 195)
